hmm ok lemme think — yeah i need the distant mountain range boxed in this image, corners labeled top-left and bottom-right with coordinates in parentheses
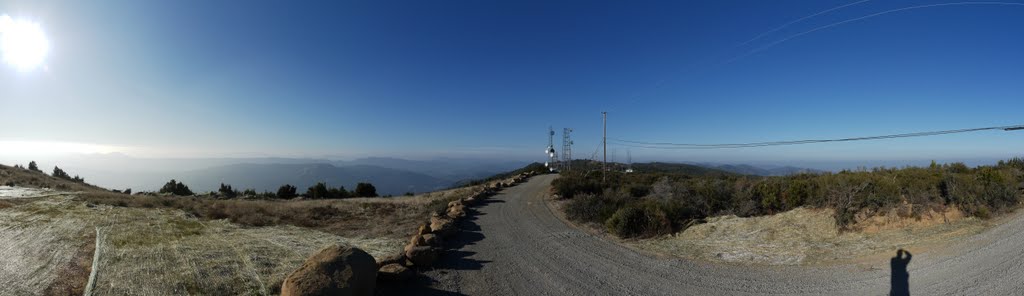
top-left (690, 163), bottom-right (822, 176)
top-left (628, 162), bottom-right (735, 176)
top-left (6, 154), bottom-right (530, 195)
top-left (618, 162), bottom-right (818, 177)
top-left (177, 163), bottom-right (453, 195)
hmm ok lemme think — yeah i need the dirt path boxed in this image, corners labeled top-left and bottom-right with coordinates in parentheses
top-left (416, 174), bottom-right (1024, 295)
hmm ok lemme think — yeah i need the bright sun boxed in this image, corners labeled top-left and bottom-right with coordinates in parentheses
top-left (0, 14), bottom-right (49, 72)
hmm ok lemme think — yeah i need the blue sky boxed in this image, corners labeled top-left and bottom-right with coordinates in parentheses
top-left (1, 0), bottom-right (1022, 165)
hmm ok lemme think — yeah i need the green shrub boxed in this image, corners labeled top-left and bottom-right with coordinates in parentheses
top-left (565, 194), bottom-right (617, 223)
top-left (604, 203), bottom-right (671, 238)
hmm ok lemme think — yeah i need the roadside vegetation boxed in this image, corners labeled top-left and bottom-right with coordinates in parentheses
top-left (554, 158), bottom-right (1024, 238)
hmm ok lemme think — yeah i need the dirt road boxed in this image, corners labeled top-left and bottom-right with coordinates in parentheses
top-left (417, 174), bottom-right (1024, 295)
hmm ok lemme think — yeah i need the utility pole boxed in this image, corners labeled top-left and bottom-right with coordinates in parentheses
top-left (602, 111), bottom-right (607, 183)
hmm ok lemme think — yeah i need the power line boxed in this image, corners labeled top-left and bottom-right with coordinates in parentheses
top-left (727, 1), bottom-right (1024, 65)
top-left (738, 0), bottom-right (872, 46)
top-left (611, 124), bottom-right (1024, 150)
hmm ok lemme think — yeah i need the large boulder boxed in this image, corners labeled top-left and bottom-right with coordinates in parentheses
top-left (281, 245), bottom-right (377, 296)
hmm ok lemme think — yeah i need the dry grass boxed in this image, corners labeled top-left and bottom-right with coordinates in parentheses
top-left (0, 195), bottom-right (406, 295)
top-left (0, 164), bottom-right (485, 295)
top-left (43, 228), bottom-right (94, 296)
top-left (77, 185), bottom-right (480, 242)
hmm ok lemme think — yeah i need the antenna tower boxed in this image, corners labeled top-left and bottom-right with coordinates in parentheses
top-left (545, 127), bottom-right (558, 171)
top-left (562, 128), bottom-right (573, 171)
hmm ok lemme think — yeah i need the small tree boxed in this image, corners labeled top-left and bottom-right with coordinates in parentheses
top-left (242, 188), bottom-right (256, 196)
top-left (277, 184), bottom-right (297, 199)
top-left (218, 183), bottom-right (237, 198)
top-left (124, 188), bottom-right (132, 195)
top-left (51, 166), bottom-right (84, 183)
top-left (52, 166), bottom-right (71, 179)
top-left (159, 179), bottom-right (194, 196)
top-left (354, 182), bottom-right (378, 197)
top-left (306, 182), bottom-right (329, 199)
top-left (28, 161), bottom-right (40, 172)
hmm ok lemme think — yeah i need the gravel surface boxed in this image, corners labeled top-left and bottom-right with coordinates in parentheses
top-left (415, 174), bottom-right (1024, 295)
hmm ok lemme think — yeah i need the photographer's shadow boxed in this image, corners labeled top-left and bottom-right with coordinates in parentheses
top-left (890, 249), bottom-right (912, 296)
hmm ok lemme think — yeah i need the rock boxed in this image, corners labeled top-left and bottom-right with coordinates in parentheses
top-left (433, 224), bottom-right (457, 239)
top-left (430, 216), bottom-right (457, 238)
top-left (422, 233), bottom-right (442, 247)
top-left (377, 263), bottom-right (414, 282)
top-left (405, 246), bottom-right (439, 267)
top-left (281, 245), bottom-right (377, 296)
top-left (430, 216), bottom-right (451, 229)
top-left (417, 223), bottom-right (431, 235)
top-left (447, 207), bottom-right (466, 219)
top-left (375, 253), bottom-right (406, 268)
top-left (409, 234), bottom-right (427, 247)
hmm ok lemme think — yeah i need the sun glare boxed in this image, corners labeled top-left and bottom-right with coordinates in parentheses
top-left (0, 141), bottom-right (125, 156)
top-left (0, 14), bottom-right (49, 72)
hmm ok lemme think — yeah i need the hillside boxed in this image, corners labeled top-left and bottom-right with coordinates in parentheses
top-left (629, 162), bottom-right (735, 176)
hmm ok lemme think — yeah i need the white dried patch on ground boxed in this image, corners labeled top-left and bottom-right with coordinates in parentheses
top-left (0, 194), bottom-right (401, 296)
top-left (634, 207), bottom-right (989, 265)
top-left (0, 185), bottom-right (56, 199)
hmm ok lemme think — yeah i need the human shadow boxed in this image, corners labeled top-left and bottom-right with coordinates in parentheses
top-left (889, 249), bottom-right (912, 296)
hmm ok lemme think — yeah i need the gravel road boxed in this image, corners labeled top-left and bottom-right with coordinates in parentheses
top-left (410, 174), bottom-right (1024, 295)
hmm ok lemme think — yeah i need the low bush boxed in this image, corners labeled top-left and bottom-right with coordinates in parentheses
top-left (604, 203), bottom-right (671, 238)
